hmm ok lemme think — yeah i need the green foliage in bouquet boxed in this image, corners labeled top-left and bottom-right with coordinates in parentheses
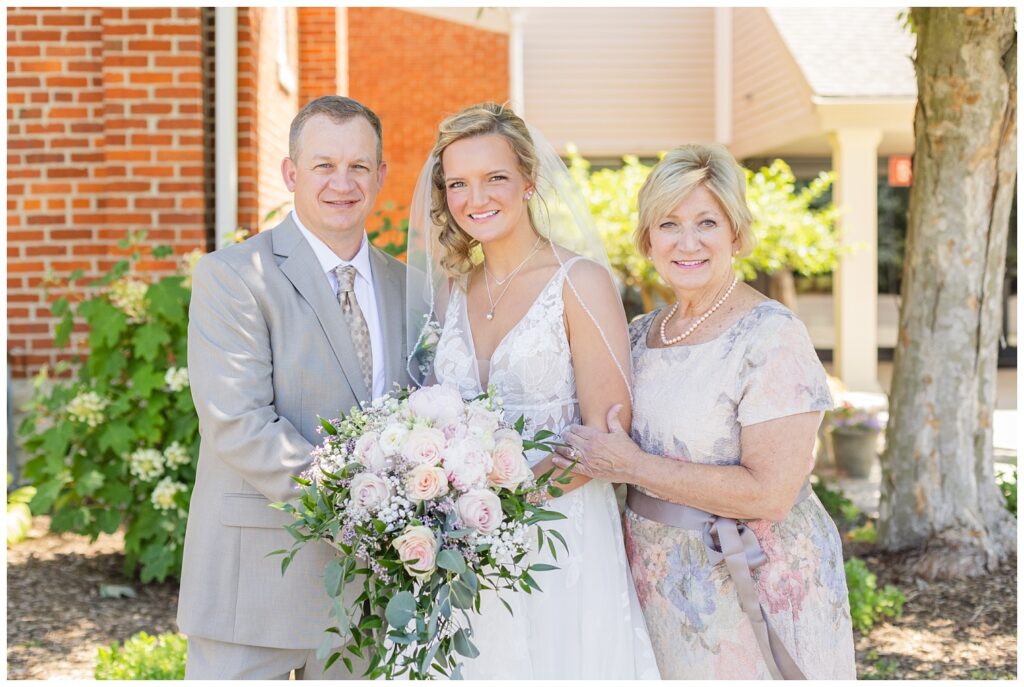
top-left (19, 232), bottom-right (199, 582)
top-left (567, 148), bottom-right (841, 311)
top-left (94, 631), bottom-right (186, 680)
top-left (845, 557), bottom-right (905, 634)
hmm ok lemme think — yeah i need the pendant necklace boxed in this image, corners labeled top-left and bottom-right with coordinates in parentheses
top-left (483, 236), bottom-right (545, 321)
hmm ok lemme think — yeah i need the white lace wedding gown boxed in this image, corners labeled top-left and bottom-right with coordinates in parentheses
top-left (433, 257), bottom-right (660, 679)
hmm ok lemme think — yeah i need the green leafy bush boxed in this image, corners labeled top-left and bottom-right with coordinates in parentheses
top-left (996, 465), bottom-right (1016, 517)
top-left (811, 477), bottom-right (862, 529)
top-left (845, 557), bottom-right (905, 633)
top-left (19, 234), bottom-right (198, 582)
top-left (95, 631), bottom-right (186, 680)
top-left (7, 473), bottom-right (36, 546)
top-left (566, 149), bottom-right (841, 313)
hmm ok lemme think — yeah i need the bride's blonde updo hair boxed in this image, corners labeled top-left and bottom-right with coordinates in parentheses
top-left (430, 102), bottom-right (540, 279)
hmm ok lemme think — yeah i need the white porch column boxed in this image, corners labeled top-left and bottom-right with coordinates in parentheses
top-left (509, 9), bottom-right (526, 116)
top-left (829, 128), bottom-right (882, 392)
top-left (214, 7), bottom-right (238, 248)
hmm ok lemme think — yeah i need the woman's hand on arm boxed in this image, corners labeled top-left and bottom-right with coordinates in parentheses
top-left (548, 260), bottom-right (635, 494)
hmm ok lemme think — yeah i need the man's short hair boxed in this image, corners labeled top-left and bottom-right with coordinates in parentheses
top-left (289, 96), bottom-right (383, 163)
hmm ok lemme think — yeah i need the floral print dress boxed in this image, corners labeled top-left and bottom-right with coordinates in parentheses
top-left (624, 300), bottom-right (855, 679)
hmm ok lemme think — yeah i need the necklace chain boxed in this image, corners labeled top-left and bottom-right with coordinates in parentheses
top-left (483, 237), bottom-right (545, 321)
top-left (659, 276), bottom-right (738, 346)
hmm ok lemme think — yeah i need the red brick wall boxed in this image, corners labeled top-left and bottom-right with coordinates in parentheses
top-left (346, 9), bottom-right (510, 242)
top-left (298, 7), bottom-right (339, 104)
top-left (7, 7), bottom-right (206, 378)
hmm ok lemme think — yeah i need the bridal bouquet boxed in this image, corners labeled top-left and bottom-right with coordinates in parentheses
top-left (275, 384), bottom-right (571, 680)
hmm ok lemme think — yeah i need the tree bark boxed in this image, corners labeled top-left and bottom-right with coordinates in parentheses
top-left (768, 268), bottom-right (797, 311)
top-left (878, 8), bottom-right (1017, 579)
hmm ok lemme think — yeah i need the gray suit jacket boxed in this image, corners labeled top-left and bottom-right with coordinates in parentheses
top-left (177, 215), bottom-right (410, 649)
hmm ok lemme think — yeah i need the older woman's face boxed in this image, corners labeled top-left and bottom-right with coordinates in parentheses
top-left (648, 184), bottom-right (739, 297)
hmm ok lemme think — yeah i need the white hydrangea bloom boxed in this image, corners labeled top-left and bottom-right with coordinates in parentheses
top-left (128, 448), bottom-right (165, 481)
top-left (65, 391), bottom-right (110, 428)
top-left (151, 477), bottom-right (187, 510)
top-left (163, 441), bottom-right (191, 468)
top-left (180, 248), bottom-right (204, 288)
top-left (164, 367), bottom-right (190, 392)
top-left (108, 277), bottom-right (148, 322)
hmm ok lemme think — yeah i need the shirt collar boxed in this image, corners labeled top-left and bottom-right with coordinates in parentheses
top-left (291, 210), bottom-right (373, 282)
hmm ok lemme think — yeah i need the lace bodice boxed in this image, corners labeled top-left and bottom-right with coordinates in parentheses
top-left (434, 258), bottom-right (585, 465)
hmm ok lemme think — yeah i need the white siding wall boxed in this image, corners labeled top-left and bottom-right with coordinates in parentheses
top-left (521, 8), bottom-right (715, 157)
top-left (730, 8), bottom-right (818, 160)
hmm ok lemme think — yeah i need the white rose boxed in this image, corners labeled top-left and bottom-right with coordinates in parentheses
top-left (456, 489), bottom-right (504, 534)
top-left (443, 436), bottom-right (493, 492)
top-left (348, 472), bottom-right (393, 511)
top-left (401, 426), bottom-right (447, 466)
top-left (404, 464), bottom-right (449, 502)
top-left (354, 431), bottom-right (388, 471)
top-left (438, 419), bottom-right (468, 442)
top-left (379, 422), bottom-right (409, 455)
top-left (408, 385), bottom-right (465, 424)
top-left (488, 431), bottom-right (532, 490)
top-left (392, 525), bottom-right (438, 579)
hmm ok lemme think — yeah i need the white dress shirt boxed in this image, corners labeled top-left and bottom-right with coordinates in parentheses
top-left (292, 211), bottom-right (385, 399)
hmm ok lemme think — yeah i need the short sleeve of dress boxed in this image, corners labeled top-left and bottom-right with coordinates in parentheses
top-left (628, 310), bottom-right (658, 351)
top-left (737, 307), bottom-right (833, 427)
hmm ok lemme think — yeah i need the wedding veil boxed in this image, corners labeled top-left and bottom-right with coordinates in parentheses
top-left (404, 120), bottom-right (632, 403)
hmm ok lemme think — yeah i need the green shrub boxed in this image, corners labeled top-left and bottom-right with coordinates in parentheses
top-left (996, 465), bottom-right (1016, 517)
top-left (566, 150), bottom-right (841, 313)
top-left (19, 234), bottom-right (198, 582)
top-left (95, 631), bottom-right (186, 680)
top-left (7, 473), bottom-right (36, 546)
top-left (811, 477), bottom-right (862, 528)
top-left (845, 557), bottom-right (905, 633)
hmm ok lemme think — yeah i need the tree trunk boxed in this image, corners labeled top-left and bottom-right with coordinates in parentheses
top-left (768, 268), bottom-right (797, 311)
top-left (878, 8), bottom-right (1016, 579)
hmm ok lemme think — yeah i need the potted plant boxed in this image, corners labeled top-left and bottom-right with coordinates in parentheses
top-left (829, 402), bottom-right (885, 478)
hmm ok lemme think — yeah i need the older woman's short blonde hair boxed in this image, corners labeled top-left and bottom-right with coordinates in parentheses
top-left (635, 144), bottom-right (755, 257)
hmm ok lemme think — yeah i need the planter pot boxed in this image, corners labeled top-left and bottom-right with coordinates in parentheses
top-left (832, 428), bottom-right (880, 478)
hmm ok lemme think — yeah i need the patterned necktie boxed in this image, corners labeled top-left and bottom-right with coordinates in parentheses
top-left (334, 265), bottom-right (373, 393)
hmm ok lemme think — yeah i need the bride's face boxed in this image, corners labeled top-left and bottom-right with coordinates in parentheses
top-left (441, 134), bottom-right (534, 245)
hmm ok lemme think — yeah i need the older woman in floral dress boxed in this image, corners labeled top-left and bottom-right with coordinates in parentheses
top-left (553, 144), bottom-right (855, 679)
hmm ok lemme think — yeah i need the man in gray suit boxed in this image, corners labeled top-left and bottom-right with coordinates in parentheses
top-left (178, 96), bottom-right (409, 679)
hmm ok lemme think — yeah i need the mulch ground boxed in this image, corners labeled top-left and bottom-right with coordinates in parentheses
top-left (5, 516), bottom-right (1018, 680)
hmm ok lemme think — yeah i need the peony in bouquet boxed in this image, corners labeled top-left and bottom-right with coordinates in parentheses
top-left (274, 384), bottom-right (572, 679)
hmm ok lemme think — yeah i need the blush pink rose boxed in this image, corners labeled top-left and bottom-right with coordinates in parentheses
top-left (354, 431), bottom-right (388, 472)
top-left (392, 525), bottom-right (438, 579)
top-left (348, 472), bottom-right (392, 511)
top-left (405, 464), bottom-right (449, 502)
top-left (488, 429), bottom-right (532, 490)
top-left (456, 489), bottom-right (504, 534)
top-left (401, 426), bottom-right (446, 466)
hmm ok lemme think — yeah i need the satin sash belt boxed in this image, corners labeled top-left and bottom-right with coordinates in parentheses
top-left (626, 482), bottom-right (811, 680)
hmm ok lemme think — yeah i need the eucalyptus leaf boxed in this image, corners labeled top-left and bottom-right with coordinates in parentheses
top-left (452, 628), bottom-right (480, 658)
top-left (385, 591), bottom-right (416, 629)
top-left (436, 549), bottom-right (467, 575)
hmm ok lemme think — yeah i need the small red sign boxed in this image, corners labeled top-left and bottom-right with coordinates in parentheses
top-left (888, 155), bottom-right (912, 187)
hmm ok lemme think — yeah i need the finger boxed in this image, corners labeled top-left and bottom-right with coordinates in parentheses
top-left (606, 403), bottom-right (626, 434)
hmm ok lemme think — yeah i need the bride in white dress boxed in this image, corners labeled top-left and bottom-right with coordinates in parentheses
top-left (406, 102), bottom-right (659, 679)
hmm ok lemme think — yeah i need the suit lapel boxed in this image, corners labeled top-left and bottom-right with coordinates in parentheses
top-left (370, 246), bottom-right (408, 389)
top-left (273, 217), bottom-right (370, 404)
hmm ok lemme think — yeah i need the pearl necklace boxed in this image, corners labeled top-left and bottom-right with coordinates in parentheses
top-left (482, 236), bottom-right (545, 321)
top-left (659, 276), bottom-right (737, 346)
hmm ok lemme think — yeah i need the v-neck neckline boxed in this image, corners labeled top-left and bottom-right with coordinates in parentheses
top-left (461, 262), bottom-right (569, 391)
